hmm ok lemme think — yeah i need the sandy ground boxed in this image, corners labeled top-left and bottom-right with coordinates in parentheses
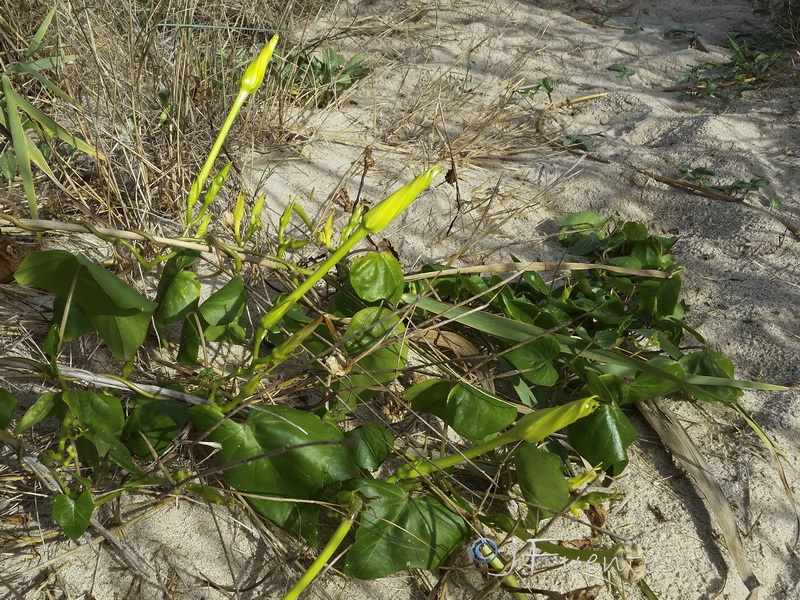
top-left (2, 0), bottom-right (799, 598)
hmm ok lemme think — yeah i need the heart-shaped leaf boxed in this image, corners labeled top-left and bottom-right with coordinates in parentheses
top-left (408, 379), bottom-right (517, 441)
top-left (567, 403), bottom-right (637, 475)
top-left (350, 251), bottom-right (404, 304)
top-left (122, 398), bottom-right (190, 457)
top-left (14, 250), bottom-right (157, 360)
top-left (515, 444), bottom-right (570, 528)
top-left (52, 491), bottom-right (95, 539)
top-left (189, 405), bottom-right (357, 544)
top-left (343, 479), bottom-right (468, 579)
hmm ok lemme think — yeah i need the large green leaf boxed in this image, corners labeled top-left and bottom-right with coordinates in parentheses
top-left (408, 378), bottom-right (517, 441)
top-left (52, 491), bottom-right (95, 539)
top-left (343, 479), bottom-right (468, 579)
top-left (567, 403), bottom-right (637, 475)
top-left (334, 307), bottom-right (408, 408)
top-left (515, 444), bottom-right (570, 528)
top-left (344, 306), bottom-right (406, 356)
top-left (197, 276), bottom-right (247, 343)
top-left (14, 391), bottom-right (61, 434)
top-left (345, 422), bottom-right (395, 471)
top-left (14, 251), bottom-right (157, 360)
top-left (349, 251), bottom-right (404, 304)
top-left (198, 276), bottom-right (246, 327)
top-left (679, 349), bottom-right (743, 403)
top-left (0, 389), bottom-right (18, 429)
top-left (155, 270), bottom-right (200, 328)
top-left (154, 250), bottom-right (200, 305)
top-left (623, 357), bottom-right (684, 404)
top-left (189, 405), bottom-right (357, 544)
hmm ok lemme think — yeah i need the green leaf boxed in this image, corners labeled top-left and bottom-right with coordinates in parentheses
top-left (408, 379), bottom-right (517, 441)
top-left (567, 403), bottom-right (637, 475)
top-left (345, 422), bottom-right (395, 471)
top-left (343, 480), bottom-right (468, 579)
top-left (189, 405), bottom-right (357, 544)
top-left (446, 383), bottom-right (517, 441)
top-left (26, 6), bottom-right (56, 57)
top-left (155, 270), bottom-right (200, 327)
top-left (556, 211), bottom-right (608, 229)
top-left (515, 444), bottom-right (570, 528)
top-left (334, 306), bottom-right (408, 408)
top-left (52, 491), bottom-right (95, 539)
top-left (197, 276), bottom-right (246, 343)
top-left (0, 150), bottom-right (16, 180)
top-left (198, 276), bottom-right (246, 327)
top-left (624, 357), bottom-right (685, 403)
top-left (15, 392), bottom-right (61, 434)
top-left (14, 251), bottom-right (157, 360)
top-left (177, 317), bottom-right (201, 365)
top-left (405, 377), bottom-right (451, 420)
top-left (51, 295), bottom-right (95, 344)
top-left (583, 370), bottom-right (625, 404)
top-left (13, 91), bottom-right (105, 160)
top-left (2, 75), bottom-right (37, 217)
top-left (504, 336), bottom-right (561, 387)
top-left (349, 252), bottom-right (404, 304)
top-left (154, 250), bottom-right (200, 305)
top-left (0, 389), bottom-right (18, 429)
top-left (122, 399), bottom-right (190, 458)
top-left (63, 390), bottom-right (139, 473)
top-left (679, 350), bottom-right (743, 403)
top-left (345, 306), bottom-right (406, 355)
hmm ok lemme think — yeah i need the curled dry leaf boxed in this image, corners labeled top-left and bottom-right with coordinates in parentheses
top-left (0, 234), bottom-right (36, 282)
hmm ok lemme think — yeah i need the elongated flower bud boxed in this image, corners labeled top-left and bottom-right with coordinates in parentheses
top-left (509, 396), bottom-right (599, 444)
top-left (360, 166), bottom-right (442, 234)
top-left (240, 34), bottom-right (279, 95)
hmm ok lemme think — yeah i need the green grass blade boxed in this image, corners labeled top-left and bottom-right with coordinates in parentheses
top-left (15, 92), bottom-right (106, 160)
top-left (13, 62), bottom-right (78, 105)
top-left (2, 76), bottom-right (38, 218)
top-left (26, 6), bottom-right (56, 58)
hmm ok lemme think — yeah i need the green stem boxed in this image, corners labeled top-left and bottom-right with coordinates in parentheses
top-left (386, 431), bottom-right (516, 483)
top-left (477, 542), bottom-right (527, 600)
top-left (251, 225), bottom-right (371, 365)
top-left (281, 512), bottom-right (356, 600)
top-left (184, 91), bottom-right (247, 233)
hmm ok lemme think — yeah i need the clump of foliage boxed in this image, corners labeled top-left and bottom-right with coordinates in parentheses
top-left (274, 46), bottom-right (370, 106)
top-left (0, 29), bottom-right (787, 600)
top-left (678, 32), bottom-right (786, 100)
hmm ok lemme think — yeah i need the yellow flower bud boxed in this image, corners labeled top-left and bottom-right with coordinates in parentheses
top-left (509, 397), bottom-right (599, 444)
top-left (240, 34), bottom-right (279, 95)
top-left (360, 166), bottom-right (442, 234)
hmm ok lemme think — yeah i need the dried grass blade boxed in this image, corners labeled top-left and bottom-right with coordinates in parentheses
top-left (637, 398), bottom-right (761, 598)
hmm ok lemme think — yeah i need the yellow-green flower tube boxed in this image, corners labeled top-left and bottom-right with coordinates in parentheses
top-left (185, 34), bottom-right (280, 230)
top-left (388, 397), bottom-right (599, 482)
